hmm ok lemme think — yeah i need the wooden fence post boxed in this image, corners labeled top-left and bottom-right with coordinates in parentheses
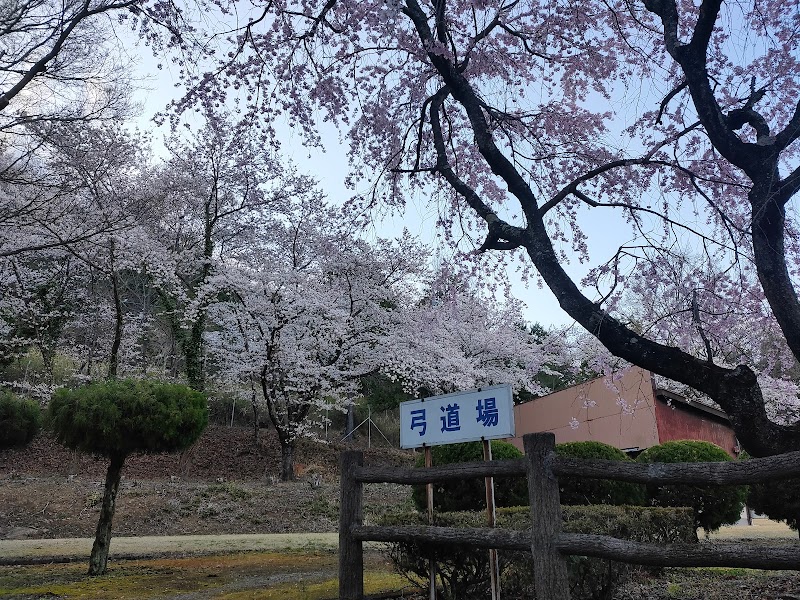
top-left (524, 433), bottom-right (570, 600)
top-left (340, 450), bottom-right (364, 600)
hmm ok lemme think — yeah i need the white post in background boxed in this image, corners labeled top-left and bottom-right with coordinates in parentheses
top-left (425, 445), bottom-right (437, 600)
top-left (483, 438), bottom-right (500, 600)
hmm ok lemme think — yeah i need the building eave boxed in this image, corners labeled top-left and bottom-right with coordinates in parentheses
top-left (654, 388), bottom-right (731, 422)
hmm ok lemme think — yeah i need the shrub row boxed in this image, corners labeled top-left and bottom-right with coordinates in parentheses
top-left (410, 441), bottom-right (527, 512)
top-left (381, 504), bottom-right (695, 600)
top-left (413, 439), bottom-right (747, 534)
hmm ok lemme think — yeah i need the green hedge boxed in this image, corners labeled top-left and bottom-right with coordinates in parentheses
top-left (381, 505), bottom-right (695, 600)
top-left (637, 440), bottom-right (747, 534)
top-left (410, 441), bottom-right (527, 512)
top-left (742, 450), bottom-right (800, 535)
top-left (0, 391), bottom-right (41, 449)
top-left (555, 441), bottom-right (646, 506)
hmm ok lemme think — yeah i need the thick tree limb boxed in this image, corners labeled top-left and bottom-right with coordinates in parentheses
top-left (404, 0), bottom-right (800, 455)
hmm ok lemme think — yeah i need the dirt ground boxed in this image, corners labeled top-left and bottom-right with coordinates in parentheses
top-left (0, 426), bottom-right (411, 541)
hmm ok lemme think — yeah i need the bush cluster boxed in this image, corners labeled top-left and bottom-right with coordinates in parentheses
top-left (636, 440), bottom-right (746, 534)
top-left (555, 441), bottom-right (645, 506)
top-left (741, 450), bottom-right (800, 535)
top-left (410, 440), bottom-right (527, 512)
top-left (48, 379), bottom-right (208, 457)
top-left (0, 391), bottom-right (41, 449)
top-left (382, 505), bottom-right (695, 600)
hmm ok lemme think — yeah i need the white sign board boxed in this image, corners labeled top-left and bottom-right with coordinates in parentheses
top-left (399, 384), bottom-right (515, 449)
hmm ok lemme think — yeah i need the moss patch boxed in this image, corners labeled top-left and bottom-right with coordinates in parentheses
top-left (0, 550), bottom-right (408, 599)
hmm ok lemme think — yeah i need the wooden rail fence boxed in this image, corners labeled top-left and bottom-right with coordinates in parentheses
top-left (338, 432), bottom-right (800, 599)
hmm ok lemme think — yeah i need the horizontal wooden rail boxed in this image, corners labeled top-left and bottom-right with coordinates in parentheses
top-left (354, 459), bottom-right (526, 484)
top-left (353, 525), bottom-right (800, 571)
top-left (556, 534), bottom-right (800, 570)
top-left (552, 451), bottom-right (800, 485)
top-left (354, 525), bottom-right (529, 551)
top-left (355, 450), bottom-right (800, 487)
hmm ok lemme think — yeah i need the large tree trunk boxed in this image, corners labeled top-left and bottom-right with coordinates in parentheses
top-left (280, 439), bottom-right (296, 482)
top-left (88, 453), bottom-right (126, 576)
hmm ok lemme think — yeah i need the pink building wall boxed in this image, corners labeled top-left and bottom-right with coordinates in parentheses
top-left (510, 367), bottom-right (739, 457)
top-left (510, 368), bottom-right (660, 452)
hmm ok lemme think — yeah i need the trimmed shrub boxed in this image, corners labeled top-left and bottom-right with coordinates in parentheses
top-left (47, 379), bottom-right (208, 575)
top-left (410, 441), bottom-right (526, 512)
top-left (743, 451), bottom-right (800, 537)
top-left (636, 440), bottom-right (747, 534)
top-left (48, 379), bottom-right (208, 457)
top-left (0, 391), bottom-right (41, 449)
top-left (382, 505), bottom-right (695, 600)
top-left (555, 441), bottom-right (646, 506)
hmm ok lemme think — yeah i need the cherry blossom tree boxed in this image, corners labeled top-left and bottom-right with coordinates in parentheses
top-left (0, 251), bottom-right (82, 385)
top-left (0, 0), bottom-right (195, 134)
top-left (388, 267), bottom-right (564, 399)
top-left (142, 118), bottom-right (295, 390)
top-left (209, 195), bottom-right (427, 480)
top-left (0, 121), bottom-right (183, 387)
top-left (170, 0), bottom-right (800, 456)
top-left (0, 0), bottom-right (153, 206)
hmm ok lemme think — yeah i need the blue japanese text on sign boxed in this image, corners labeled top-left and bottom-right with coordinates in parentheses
top-left (399, 384), bottom-right (515, 449)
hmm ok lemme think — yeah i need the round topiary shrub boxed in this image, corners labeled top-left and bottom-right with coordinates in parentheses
top-left (555, 441), bottom-right (646, 506)
top-left (0, 391), bottom-right (41, 449)
top-left (47, 379), bottom-right (208, 575)
top-left (636, 440), bottom-right (746, 534)
top-left (411, 440), bottom-right (527, 512)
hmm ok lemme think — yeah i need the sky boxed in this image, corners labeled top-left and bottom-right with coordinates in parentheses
top-left (124, 33), bottom-right (626, 331)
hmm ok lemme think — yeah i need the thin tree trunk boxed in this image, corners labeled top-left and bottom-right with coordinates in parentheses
top-left (184, 319), bottom-right (205, 392)
top-left (88, 454), bottom-right (126, 576)
top-left (251, 383), bottom-right (260, 448)
top-left (280, 440), bottom-right (296, 482)
top-left (40, 345), bottom-right (56, 384)
top-left (346, 404), bottom-right (356, 440)
top-left (107, 266), bottom-right (123, 380)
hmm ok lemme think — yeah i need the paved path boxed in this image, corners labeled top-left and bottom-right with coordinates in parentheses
top-left (2, 521), bottom-right (794, 565)
top-left (0, 532), bottom-right (340, 564)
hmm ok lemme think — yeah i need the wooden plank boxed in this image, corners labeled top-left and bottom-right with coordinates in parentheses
top-left (354, 450), bottom-right (800, 487)
top-left (355, 459), bottom-right (527, 484)
top-left (354, 525), bottom-right (800, 571)
top-left (352, 525), bottom-right (531, 550)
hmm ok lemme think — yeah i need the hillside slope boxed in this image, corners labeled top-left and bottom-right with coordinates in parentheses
top-left (0, 426), bottom-right (412, 540)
